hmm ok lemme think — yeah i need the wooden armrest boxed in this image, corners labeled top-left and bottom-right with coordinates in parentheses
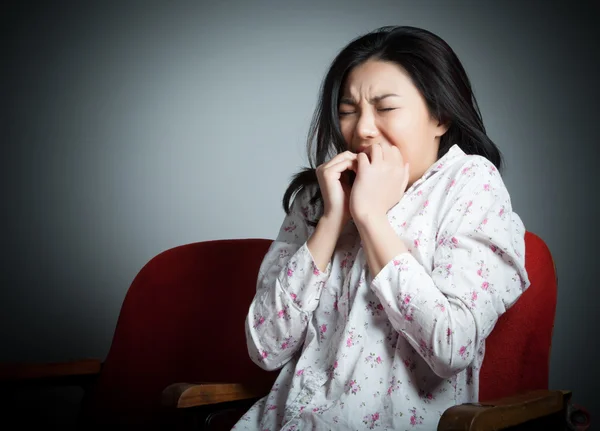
top-left (438, 389), bottom-right (571, 431)
top-left (162, 381), bottom-right (272, 409)
top-left (0, 358), bottom-right (102, 383)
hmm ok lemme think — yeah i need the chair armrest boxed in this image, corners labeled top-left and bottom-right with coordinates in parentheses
top-left (438, 389), bottom-right (571, 431)
top-left (162, 381), bottom-right (272, 409)
top-left (0, 358), bottom-right (102, 384)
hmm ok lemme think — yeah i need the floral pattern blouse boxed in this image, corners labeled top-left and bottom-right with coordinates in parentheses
top-left (232, 144), bottom-right (530, 430)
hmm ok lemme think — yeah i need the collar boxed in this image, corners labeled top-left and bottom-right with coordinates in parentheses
top-left (407, 144), bottom-right (465, 192)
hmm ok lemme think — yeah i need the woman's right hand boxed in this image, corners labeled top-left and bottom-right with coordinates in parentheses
top-left (315, 151), bottom-right (358, 225)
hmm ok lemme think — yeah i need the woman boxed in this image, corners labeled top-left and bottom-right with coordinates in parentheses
top-left (233, 25), bottom-right (530, 430)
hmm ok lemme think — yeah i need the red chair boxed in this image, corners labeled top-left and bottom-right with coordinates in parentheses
top-left (0, 233), bottom-right (590, 430)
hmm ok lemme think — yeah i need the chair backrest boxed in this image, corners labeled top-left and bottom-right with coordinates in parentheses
top-left (82, 238), bottom-right (278, 427)
top-left (83, 232), bottom-right (556, 425)
top-left (479, 231), bottom-right (557, 400)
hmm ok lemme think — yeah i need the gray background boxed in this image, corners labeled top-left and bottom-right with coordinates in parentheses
top-left (2, 0), bottom-right (598, 424)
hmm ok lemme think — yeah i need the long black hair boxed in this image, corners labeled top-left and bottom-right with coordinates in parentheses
top-left (283, 25), bottom-right (502, 218)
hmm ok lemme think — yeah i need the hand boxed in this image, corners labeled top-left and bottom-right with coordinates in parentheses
top-left (349, 142), bottom-right (410, 224)
top-left (315, 151), bottom-right (358, 225)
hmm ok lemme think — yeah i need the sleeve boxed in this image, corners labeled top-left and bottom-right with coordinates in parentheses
top-left (370, 158), bottom-right (531, 378)
top-left (245, 186), bottom-right (333, 371)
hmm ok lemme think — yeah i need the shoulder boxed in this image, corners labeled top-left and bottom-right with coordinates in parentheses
top-left (441, 154), bottom-right (508, 199)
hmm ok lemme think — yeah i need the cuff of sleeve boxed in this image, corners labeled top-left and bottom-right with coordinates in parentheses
top-left (370, 251), bottom-right (419, 299)
top-left (278, 242), bottom-right (331, 312)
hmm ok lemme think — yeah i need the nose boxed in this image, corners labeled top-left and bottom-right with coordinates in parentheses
top-left (352, 111), bottom-right (379, 152)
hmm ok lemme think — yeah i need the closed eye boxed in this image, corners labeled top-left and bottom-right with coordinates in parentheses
top-left (339, 108), bottom-right (397, 116)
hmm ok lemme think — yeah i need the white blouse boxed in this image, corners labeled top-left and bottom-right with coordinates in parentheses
top-left (233, 144), bottom-right (530, 430)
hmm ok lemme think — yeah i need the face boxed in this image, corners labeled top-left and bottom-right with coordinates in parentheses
top-left (338, 59), bottom-right (448, 187)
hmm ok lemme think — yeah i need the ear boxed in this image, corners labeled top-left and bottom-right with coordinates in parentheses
top-left (435, 120), bottom-right (450, 137)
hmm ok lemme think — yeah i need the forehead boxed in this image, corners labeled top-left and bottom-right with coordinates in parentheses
top-left (342, 60), bottom-right (413, 95)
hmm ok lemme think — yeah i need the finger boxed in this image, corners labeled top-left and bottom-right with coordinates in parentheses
top-left (324, 158), bottom-right (357, 176)
top-left (325, 151), bottom-right (357, 167)
top-left (370, 143), bottom-right (383, 164)
top-left (357, 152), bottom-right (370, 170)
top-left (388, 144), bottom-right (404, 164)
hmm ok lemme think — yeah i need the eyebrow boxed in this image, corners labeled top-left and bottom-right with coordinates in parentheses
top-left (339, 93), bottom-right (402, 105)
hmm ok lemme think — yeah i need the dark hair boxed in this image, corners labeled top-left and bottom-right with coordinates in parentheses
top-left (283, 25), bottom-right (502, 218)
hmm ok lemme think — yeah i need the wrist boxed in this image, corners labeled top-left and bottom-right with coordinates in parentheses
top-left (318, 213), bottom-right (348, 235)
top-left (353, 211), bottom-right (388, 232)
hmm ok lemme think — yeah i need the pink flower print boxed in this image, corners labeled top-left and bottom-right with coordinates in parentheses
top-left (295, 369), bottom-right (304, 376)
top-left (287, 268), bottom-right (294, 277)
top-left (333, 300), bottom-right (338, 311)
top-left (498, 206), bottom-right (505, 217)
top-left (483, 183), bottom-right (490, 191)
top-left (346, 334), bottom-right (354, 347)
top-left (387, 375), bottom-right (401, 395)
top-left (266, 404), bottom-right (277, 411)
top-left (260, 350), bottom-right (268, 359)
top-left (446, 327), bottom-right (453, 343)
top-left (393, 259), bottom-right (401, 266)
top-left (366, 301), bottom-right (384, 316)
top-left (281, 336), bottom-right (294, 350)
top-left (365, 352), bottom-right (383, 368)
top-left (362, 412), bottom-right (381, 429)
top-left (312, 264), bottom-right (320, 276)
top-left (289, 292), bottom-right (302, 307)
top-left (253, 314), bottom-right (266, 329)
top-left (277, 305), bottom-right (291, 320)
top-left (412, 230), bottom-right (424, 248)
top-left (446, 178), bottom-right (456, 193)
top-left (461, 165), bottom-right (473, 175)
top-left (283, 221), bottom-right (297, 232)
top-left (444, 263), bottom-right (453, 278)
top-left (434, 301), bottom-right (446, 313)
top-left (418, 200), bottom-right (429, 216)
top-left (418, 339), bottom-right (434, 358)
top-left (340, 251), bottom-right (353, 269)
top-left (417, 190), bottom-right (423, 196)
top-left (401, 221), bottom-right (407, 227)
top-left (465, 200), bottom-right (473, 214)
top-left (326, 360), bottom-right (339, 379)
top-left (403, 357), bottom-right (417, 372)
top-left (418, 389), bottom-right (435, 403)
top-left (301, 205), bottom-right (309, 219)
top-left (409, 407), bottom-right (424, 426)
top-left (481, 281), bottom-right (490, 290)
top-left (346, 379), bottom-right (361, 395)
top-left (476, 260), bottom-right (489, 278)
top-left (319, 323), bottom-right (327, 339)
top-left (458, 340), bottom-right (473, 360)
top-left (398, 293), bottom-right (414, 321)
top-left (451, 236), bottom-right (458, 246)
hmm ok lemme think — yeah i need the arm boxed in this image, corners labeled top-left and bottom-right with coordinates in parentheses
top-left (245, 187), bottom-right (338, 371)
top-left (361, 159), bottom-right (530, 378)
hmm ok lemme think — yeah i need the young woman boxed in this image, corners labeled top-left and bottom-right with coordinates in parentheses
top-left (234, 25), bottom-right (530, 430)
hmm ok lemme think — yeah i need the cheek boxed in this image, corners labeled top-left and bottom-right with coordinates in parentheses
top-left (340, 121), bottom-right (353, 146)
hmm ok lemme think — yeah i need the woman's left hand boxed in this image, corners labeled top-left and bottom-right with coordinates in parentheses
top-left (349, 142), bottom-right (410, 224)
